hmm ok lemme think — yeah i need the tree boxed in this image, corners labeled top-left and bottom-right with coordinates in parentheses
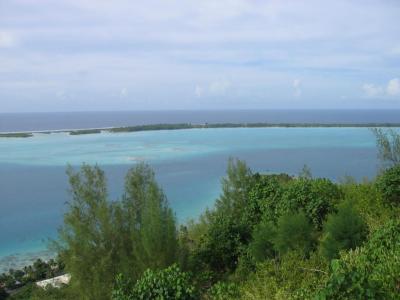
top-left (215, 158), bottom-right (254, 225)
top-left (56, 163), bottom-right (178, 299)
top-left (299, 164), bottom-right (313, 179)
top-left (56, 164), bottom-right (116, 299)
top-left (249, 220), bottom-right (276, 262)
top-left (376, 164), bottom-right (400, 207)
top-left (273, 211), bottom-right (315, 257)
top-left (371, 128), bottom-right (400, 167)
top-left (279, 178), bottom-right (342, 229)
top-left (247, 173), bottom-right (290, 225)
top-left (320, 201), bottom-right (367, 260)
top-left (194, 159), bottom-right (254, 274)
top-left (124, 163), bottom-right (177, 274)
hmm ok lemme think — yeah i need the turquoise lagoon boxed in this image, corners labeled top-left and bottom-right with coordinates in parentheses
top-left (0, 127), bottom-right (386, 271)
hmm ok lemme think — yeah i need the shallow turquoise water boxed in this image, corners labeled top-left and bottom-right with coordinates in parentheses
top-left (0, 127), bottom-right (388, 271)
top-left (0, 127), bottom-right (376, 165)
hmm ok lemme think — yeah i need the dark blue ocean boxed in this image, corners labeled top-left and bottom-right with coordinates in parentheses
top-left (1, 109), bottom-right (400, 132)
top-left (0, 110), bottom-right (398, 272)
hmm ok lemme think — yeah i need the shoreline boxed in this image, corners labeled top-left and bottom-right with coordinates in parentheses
top-left (0, 249), bottom-right (55, 274)
top-left (1, 122), bottom-right (400, 138)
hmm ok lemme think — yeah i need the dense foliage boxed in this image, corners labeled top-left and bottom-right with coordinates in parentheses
top-left (376, 164), bottom-right (400, 206)
top-left (319, 201), bottom-right (367, 260)
top-left (319, 220), bottom-right (400, 299)
top-left (273, 211), bottom-right (315, 257)
top-left (112, 264), bottom-right (195, 300)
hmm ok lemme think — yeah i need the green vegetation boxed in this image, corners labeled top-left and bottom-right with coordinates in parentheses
top-left (6, 128), bottom-right (400, 299)
top-left (318, 220), bottom-right (400, 299)
top-left (0, 258), bottom-right (63, 289)
top-left (108, 123), bottom-right (194, 133)
top-left (0, 132), bottom-right (32, 138)
top-left (54, 163), bottom-right (177, 299)
top-left (273, 211), bottom-right (315, 257)
top-left (371, 128), bottom-right (400, 167)
top-left (69, 129), bottom-right (102, 135)
top-left (319, 201), bottom-right (367, 260)
top-left (112, 264), bottom-right (196, 300)
top-left (376, 164), bottom-right (400, 206)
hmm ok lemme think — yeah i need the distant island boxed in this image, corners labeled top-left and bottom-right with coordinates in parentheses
top-left (1, 122), bottom-right (400, 138)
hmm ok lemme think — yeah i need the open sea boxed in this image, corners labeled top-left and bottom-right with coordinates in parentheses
top-left (1, 110), bottom-right (399, 272)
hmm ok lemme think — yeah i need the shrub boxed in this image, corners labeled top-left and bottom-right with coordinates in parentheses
top-left (112, 264), bottom-right (196, 300)
top-left (239, 251), bottom-right (328, 300)
top-left (318, 220), bottom-right (400, 299)
top-left (320, 201), bottom-right (367, 260)
top-left (208, 281), bottom-right (240, 300)
top-left (340, 180), bottom-right (392, 232)
top-left (273, 211), bottom-right (316, 257)
top-left (376, 164), bottom-right (400, 206)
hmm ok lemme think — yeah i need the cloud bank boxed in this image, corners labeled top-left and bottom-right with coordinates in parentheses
top-left (0, 0), bottom-right (400, 111)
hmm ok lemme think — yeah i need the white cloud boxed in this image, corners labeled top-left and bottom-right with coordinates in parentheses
top-left (120, 87), bottom-right (128, 98)
top-left (362, 83), bottom-right (384, 97)
top-left (387, 78), bottom-right (400, 96)
top-left (56, 90), bottom-right (71, 100)
top-left (293, 79), bottom-right (302, 97)
top-left (362, 78), bottom-right (400, 98)
top-left (0, 31), bottom-right (16, 48)
top-left (389, 46), bottom-right (400, 56)
top-left (194, 85), bottom-right (203, 97)
top-left (209, 78), bottom-right (231, 95)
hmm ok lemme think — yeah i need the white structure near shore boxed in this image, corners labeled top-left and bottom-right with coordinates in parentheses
top-left (36, 274), bottom-right (71, 289)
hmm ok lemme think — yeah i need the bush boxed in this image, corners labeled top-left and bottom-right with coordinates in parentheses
top-left (320, 201), bottom-right (367, 260)
top-left (112, 264), bottom-right (197, 300)
top-left (318, 220), bottom-right (400, 299)
top-left (273, 211), bottom-right (316, 257)
top-left (377, 165), bottom-right (400, 206)
top-left (239, 251), bottom-right (328, 300)
top-left (208, 281), bottom-right (240, 300)
top-left (340, 180), bottom-right (392, 232)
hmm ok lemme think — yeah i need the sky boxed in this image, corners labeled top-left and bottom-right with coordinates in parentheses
top-left (0, 0), bottom-right (400, 112)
